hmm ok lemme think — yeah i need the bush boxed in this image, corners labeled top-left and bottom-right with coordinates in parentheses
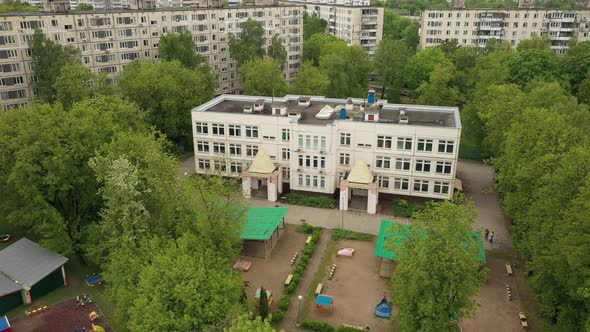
top-left (301, 320), bottom-right (335, 332)
top-left (286, 193), bottom-right (336, 209)
top-left (278, 296), bottom-right (290, 311)
top-left (332, 229), bottom-right (373, 241)
top-left (337, 326), bottom-right (365, 332)
top-left (392, 198), bottom-right (426, 218)
top-left (297, 223), bottom-right (316, 234)
top-left (270, 310), bottom-right (284, 323)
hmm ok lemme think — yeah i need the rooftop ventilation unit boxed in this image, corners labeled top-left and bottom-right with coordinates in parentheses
top-left (288, 111), bottom-right (302, 120)
top-left (399, 109), bottom-right (409, 124)
top-left (254, 99), bottom-right (264, 112)
top-left (243, 106), bottom-right (253, 113)
top-left (316, 105), bottom-right (335, 119)
top-left (298, 97), bottom-right (311, 107)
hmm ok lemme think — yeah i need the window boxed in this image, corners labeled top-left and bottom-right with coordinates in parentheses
top-left (320, 176), bottom-right (326, 189)
top-left (320, 157), bottom-right (326, 169)
top-left (340, 133), bottom-right (351, 146)
top-left (394, 178), bottom-right (409, 191)
top-left (212, 123), bottom-right (225, 136)
top-left (434, 181), bottom-right (450, 195)
top-left (376, 156), bottom-right (391, 169)
top-left (436, 161), bottom-right (452, 174)
top-left (282, 148), bottom-right (290, 160)
top-left (298, 155), bottom-right (304, 167)
top-left (213, 142), bottom-right (225, 154)
top-left (245, 126), bottom-right (258, 138)
top-left (305, 135), bottom-right (311, 149)
top-left (198, 159), bottom-right (211, 170)
top-left (262, 135), bottom-right (276, 140)
top-left (414, 179), bottom-right (429, 192)
top-left (377, 135), bottom-right (393, 149)
top-left (229, 144), bottom-right (241, 156)
top-left (282, 128), bottom-right (290, 141)
top-left (321, 136), bottom-right (326, 149)
top-left (195, 122), bottom-right (208, 134)
top-left (395, 158), bottom-right (411, 171)
top-left (313, 136), bottom-right (319, 149)
top-left (339, 153), bottom-right (350, 166)
top-left (245, 145), bottom-right (258, 157)
top-left (214, 160), bottom-right (226, 172)
top-left (230, 162), bottom-right (243, 174)
top-left (305, 175), bottom-right (311, 187)
top-left (378, 176), bottom-right (389, 189)
top-left (438, 140), bottom-right (454, 153)
top-left (305, 156), bottom-right (311, 168)
top-left (417, 139), bottom-right (433, 152)
top-left (298, 174), bottom-right (304, 186)
top-left (228, 124), bottom-right (241, 137)
top-left (196, 141), bottom-right (209, 153)
top-left (415, 160), bottom-right (431, 172)
top-left (397, 137), bottom-right (412, 150)
top-left (298, 134), bottom-right (304, 148)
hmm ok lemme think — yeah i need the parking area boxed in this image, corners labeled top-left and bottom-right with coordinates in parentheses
top-left (241, 225), bottom-right (307, 311)
top-left (306, 238), bottom-right (392, 331)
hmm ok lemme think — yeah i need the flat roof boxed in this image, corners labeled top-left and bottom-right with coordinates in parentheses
top-left (0, 238), bottom-right (68, 289)
top-left (241, 207), bottom-right (288, 240)
top-left (375, 220), bottom-right (486, 263)
top-left (192, 95), bottom-right (461, 128)
top-left (0, 273), bottom-right (21, 297)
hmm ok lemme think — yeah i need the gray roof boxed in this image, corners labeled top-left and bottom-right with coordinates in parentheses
top-left (0, 273), bottom-right (21, 297)
top-left (0, 238), bottom-right (68, 289)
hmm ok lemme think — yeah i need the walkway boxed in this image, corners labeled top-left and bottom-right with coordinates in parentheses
top-left (278, 229), bottom-right (332, 331)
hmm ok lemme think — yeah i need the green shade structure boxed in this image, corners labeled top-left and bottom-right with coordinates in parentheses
top-left (375, 220), bottom-right (486, 263)
top-left (241, 207), bottom-right (288, 240)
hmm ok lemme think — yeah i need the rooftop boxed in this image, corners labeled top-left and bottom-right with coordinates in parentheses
top-left (241, 207), bottom-right (288, 240)
top-left (192, 94), bottom-right (461, 128)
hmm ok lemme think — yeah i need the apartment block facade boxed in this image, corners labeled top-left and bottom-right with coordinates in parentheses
top-left (0, 5), bottom-right (303, 110)
top-left (420, 8), bottom-right (590, 54)
top-left (279, 1), bottom-right (382, 55)
top-left (191, 93), bottom-right (461, 205)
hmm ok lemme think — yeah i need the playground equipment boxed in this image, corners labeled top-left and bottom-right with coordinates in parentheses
top-left (375, 297), bottom-right (391, 319)
top-left (25, 306), bottom-right (49, 316)
top-left (316, 294), bottom-right (333, 315)
top-left (328, 264), bottom-right (336, 280)
top-left (255, 288), bottom-right (273, 307)
top-left (76, 294), bottom-right (93, 307)
top-left (0, 316), bottom-right (11, 332)
top-left (92, 325), bottom-right (106, 332)
top-left (337, 248), bottom-right (355, 257)
top-left (519, 312), bottom-right (528, 329)
top-left (0, 234), bottom-right (11, 242)
top-left (89, 311), bottom-right (99, 322)
top-left (85, 274), bottom-right (103, 287)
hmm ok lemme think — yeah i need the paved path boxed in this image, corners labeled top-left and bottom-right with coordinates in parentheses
top-left (179, 155), bottom-right (195, 176)
top-left (278, 229), bottom-right (332, 332)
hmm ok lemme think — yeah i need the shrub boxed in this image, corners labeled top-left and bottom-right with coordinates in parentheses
top-left (332, 229), bottom-right (373, 241)
top-left (286, 193), bottom-right (336, 209)
top-left (297, 223), bottom-right (316, 234)
top-left (270, 310), bottom-right (284, 323)
top-left (278, 296), bottom-right (290, 311)
top-left (301, 320), bottom-right (335, 332)
top-left (337, 326), bottom-right (365, 332)
top-left (392, 198), bottom-right (426, 218)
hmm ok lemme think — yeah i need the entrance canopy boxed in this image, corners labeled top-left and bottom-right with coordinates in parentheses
top-left (241, 207), bottom-right (288, 240)
top-left (346, 160), bottom-right (373, 189)
top-left (248, 150), bottom-right (277, 178)
top-left (375, 220), bottom-right (486, 263)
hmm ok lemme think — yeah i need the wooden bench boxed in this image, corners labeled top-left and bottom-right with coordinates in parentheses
top-left (506, 264), bottom-right (513, 276)
top-left (315, 283), bottom-right (323, 295)
top-left (519, 312), bottom-right (528, 329)
top-left (306, 235), bottom-right (312, 244)
top-left (285, 274), bottom-right (293, 286)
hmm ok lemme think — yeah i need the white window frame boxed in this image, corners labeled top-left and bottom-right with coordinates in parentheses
top-left (377, 135), bottom-right (393, 149)
top-left (436, 161), bottom-right (452, 174)
top-left (339, 153), bottom-right (350, 166)
top-left (245, 125), bottom-right (258, 138)
top-left (397, 137), bottom-right (412, 151)
top-left (211, 123), bottom-right (225, 136)
top-left (433, 181), bottom-right (450, 195)
top-left (212, 142), bottom-right (225, 154)
top-left (376, 156), bottom-right (391, 169)
top-left (228, 124), bottom-right (241, 137)
top-left (438, 140), bottom-right (455, 154)
top-left (195, 122), bottom-right (208, 134)
top-left (196, 141), bottom-right (209, 153)
top-left (395, 158), bottom-right (411, 171)
top-left (415, 160), bottom-right (431, 173)
top-left (417, 138), bottom-right (433, 152)
top-left (378, 176), bottom-right (389, 189)
top-left (229, 143), bottom-right (241, 156)
top-left (340, 133), bottom-right (351, 146)
top-left (414, 179), bottom-right (429, 192)
top-left (394, 178), bottom-right (409, 191)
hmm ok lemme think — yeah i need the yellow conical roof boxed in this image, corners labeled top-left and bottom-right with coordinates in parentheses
top-left (249, 149), bottom-right (276, 175)
top-left (347, 160), bottom-right (373, 187)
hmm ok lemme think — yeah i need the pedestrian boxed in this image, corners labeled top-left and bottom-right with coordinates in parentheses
top-left (484, 229), bottom-right (489, 241)
top-left (489, 231), bottom-right (495, 244)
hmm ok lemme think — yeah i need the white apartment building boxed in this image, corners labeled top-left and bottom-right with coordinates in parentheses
top-left (279, 1), bottom-right (383, 55)
top-left (191, 92), bottom-right (461, 213)
top-left (420, 8), bottom-right (590, 54)
top-left (0, 5), bottom-right (303, 110)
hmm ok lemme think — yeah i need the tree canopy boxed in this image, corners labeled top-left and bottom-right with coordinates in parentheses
top-left (267, 36), bottom-right (288, 69)
top-left (159, 31), bottom-right (205, 69)
top-left (303, 12), bottom-right (327, 40)
top-left (53, 64), bottom-right (112, 109)
top-left (229, 18), bottom-right (266, 67)
top-left (239, 57), bottom-right (288, 96)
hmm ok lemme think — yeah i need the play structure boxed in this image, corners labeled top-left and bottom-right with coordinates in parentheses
top-left (232, 259), bottom-right (252, 271)
top-left (85, 274), bottom-right (103, 287)
top-left (254, 288), bottom-right (273, 306)
top-left (92, 325), bottom-right (106, 332)
top-left (0, 316), bottom-right (11, 332)
top-left (316, 294), bottom-right (334, 315)
top-left (76, 294), bottom-right (93, 307)
top-left (0, 234), bottom-right (10, 242)
top-left (375, 297), bottom-right (391, 319)
top-left (337, 248), bottom-right (355, 257)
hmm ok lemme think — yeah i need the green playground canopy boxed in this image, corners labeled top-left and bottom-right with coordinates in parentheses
top-left (375, 220), bottom-right (486, 263)
top-left (241, 207), bottom-right (288, 240)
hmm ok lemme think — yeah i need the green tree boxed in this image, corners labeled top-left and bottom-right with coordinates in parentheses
top-left (259, 286), bottom-right (269, 320)
top-left (382, 10), bottom-right (419, 50)
top-left (118, 60), bottom-right (215, 146)
top-left (577, 69), bottom-right (590, 104)
top-left (561, 41), bottom-right (590, 94)
top-left (54, 64), bottom-right (112, 109)
top-left (374, 39), bottom-right (410, 100)
top-left (391, 200), bottom-right (486, 332)
top-left (159, 31), bottom-right (204, 69)
top-left (404, 47), bottom-right (452, 94)
top-left (303, 12), bottom-right (327, 40)
top-left (30, 29), bottom-right (80, 103)
top-left (267, 36), bottom-right (287, 69)
top-left (75, 3), bottom-right (93, 10)
top-left (0, 0), bottom-right (38, 12)
top-left (239, 57), bottom-right (288, 96)
top-left (417, 64), bottom-right (462, 106)
top-left (229, 18), bottom-right (265, 67)
top-left (226, 315), bottom-right (278, 332)
top-left (319, 52), bottom-right (348, 98)
top-left (509, 48), bottom-right (560, 88)
top-left (516, 35), bottom-right (551, 52)
top-left (0, 97), bottom-right (146, 260)
top-left (302, 34), bottom-right (347, 67)
top-left (290, 61), bottom-right (330, 96)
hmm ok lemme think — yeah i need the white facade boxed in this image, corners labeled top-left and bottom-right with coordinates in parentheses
top-left (279, 1), bottom-right (383, 55)
top-left (191, 94), bottom-right (461, 200)
top-left (420, 8), bottom-right (590, 54)
top-left (0, 5), bottom-right (303, 110)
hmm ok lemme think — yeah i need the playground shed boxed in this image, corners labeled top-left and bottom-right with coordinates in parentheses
top-left (375, 220), bottom-right (486, 277)
top-left (0, 238), bottom-right (68, 315)
top-left (241, 207), bottom-right (288, 259)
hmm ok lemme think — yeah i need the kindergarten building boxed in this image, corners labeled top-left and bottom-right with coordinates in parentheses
top-left (191, 92), bottom-right (461, 214)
